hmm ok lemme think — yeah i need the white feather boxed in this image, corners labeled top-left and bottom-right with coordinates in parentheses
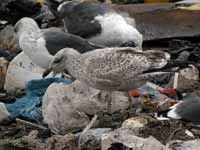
top-left (167, 102), bottom-right (182, 119)
top-left (88, 13), bottom-right (143, 48)
top-left (57, 1), bottom-right (68, 12)
top-left (19, 32), bottom-right (53, 69)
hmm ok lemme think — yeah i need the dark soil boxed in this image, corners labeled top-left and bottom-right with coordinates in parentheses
top-left (139, 119), bottom-right (199, 144)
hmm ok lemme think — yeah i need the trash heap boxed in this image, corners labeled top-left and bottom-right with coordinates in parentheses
top-left (1, 0), bottom-right (200, 150)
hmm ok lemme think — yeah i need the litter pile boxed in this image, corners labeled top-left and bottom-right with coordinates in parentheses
top-left (1, 0), bottom-right (200, 150)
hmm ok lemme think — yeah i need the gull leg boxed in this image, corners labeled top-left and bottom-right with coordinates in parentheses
top-left (89, 90), bottom-right (101, 103)
top-left (107, 91), bottom-right (112, 114)
top-left (89, 90), bottom-right (112, 114)
top-left (52, 71), bottom-right (56, 77)
top-left (78, 114), bottom-right (97, 150)
top-left (128, 91), bottom-right (134, 116)
top-left (62, 73), bottom-right (76, 81)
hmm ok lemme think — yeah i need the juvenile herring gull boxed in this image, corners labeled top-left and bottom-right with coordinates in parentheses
top-left (57, 1), bottom-right (143, 48)
top-left (14, 17), bottom-right (103, 69)
top-left (43, 47), bottom-right (179, 113)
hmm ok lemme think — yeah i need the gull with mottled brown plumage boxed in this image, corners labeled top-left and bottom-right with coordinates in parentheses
top-left (43, 47), bottom-right (175, 114)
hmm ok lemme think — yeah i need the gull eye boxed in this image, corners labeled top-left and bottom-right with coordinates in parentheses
top-left (54, 56), bottom-right (63, 64)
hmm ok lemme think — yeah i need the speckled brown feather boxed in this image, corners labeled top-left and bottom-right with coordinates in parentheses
top-left (59, 47), bottom-right (171, 91)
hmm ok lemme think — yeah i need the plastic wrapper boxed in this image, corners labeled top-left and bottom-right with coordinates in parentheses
top-left (4, 52), bottom-right (44, 94)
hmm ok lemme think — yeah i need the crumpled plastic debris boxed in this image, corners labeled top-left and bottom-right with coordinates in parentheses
top-left (4, 52), bottom-right (45, 94)
top-left (167, 65), bottom-right (200, 92)
top-left (32, 3), bottom-right (56, 28)
top-left (1, 77), bottom-right (71, 123)
top-left (130, 82), bottom-right (177, 112)
top-left (169, 40), bottom-right (200, 68)
top-left (0, 25), bottom-right (16, 53)
top-left (0, 57), bottom-right (8, 90)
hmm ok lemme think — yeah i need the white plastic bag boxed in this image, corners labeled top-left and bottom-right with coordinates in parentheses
top-left (4, 52), bottom-right (44, 94)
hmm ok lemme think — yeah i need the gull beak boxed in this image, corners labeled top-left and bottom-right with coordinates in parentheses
top-left (43, 68), bottom-right (52, 78)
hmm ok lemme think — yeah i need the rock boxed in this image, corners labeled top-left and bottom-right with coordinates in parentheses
top-left (47, 134), bottom-right (77, 150)
top-left (42, 80), bottom-right (129, 134)
top-left (21, 130), bottom-right (46, 149)
top-left (4, 52), bottom-right (44, 94)
top-left (122, 116), bottom-right (156, 132)
top-left (12, 130), bottom-right (77, 150)
top-left (101, 128), bottom-right (165, 150)
top-left (76, 128), bottom-right (111, 150)
top-left (167, 140), bottom-right (200, 150)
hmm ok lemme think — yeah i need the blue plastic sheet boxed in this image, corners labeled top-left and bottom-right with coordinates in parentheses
top-left (5, 78), bottom-right (72, 123)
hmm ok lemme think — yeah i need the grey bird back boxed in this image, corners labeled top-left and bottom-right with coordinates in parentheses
top-left (43, 31), bottom-right (103, 55)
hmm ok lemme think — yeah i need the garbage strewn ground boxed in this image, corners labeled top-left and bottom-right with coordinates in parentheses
top-left (1, 0), bottom-right (200, 150)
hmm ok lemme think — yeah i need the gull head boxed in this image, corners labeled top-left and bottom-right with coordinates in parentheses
top-left (57, 0), bottom-right (80, 18)
top-left (14, 17), bottom-right (39, 35)
top-left (43, 48), bottom-right (80, 78)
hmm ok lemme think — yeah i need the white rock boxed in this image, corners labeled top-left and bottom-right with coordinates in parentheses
top-left (101, 128), bottom-right (165, 150)
top-left (122, 116), bottom-right (150, 129)
top-left (42, 80), bottom-right (129, 134)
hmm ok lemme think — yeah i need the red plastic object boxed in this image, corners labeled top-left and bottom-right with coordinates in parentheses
top-left (159, 89), bottom-right (177, 96)
top-left (130, 88), bottom-right (177, 97)
top-left (130, 89), bottom-right (140, 97)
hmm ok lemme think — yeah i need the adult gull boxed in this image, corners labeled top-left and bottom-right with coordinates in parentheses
top-left (168, 98), bottom-right (200, 122)
top-left (14, 17), bottom-right (103, 69)
top-left (57, 1), bottom-right (143, 48)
